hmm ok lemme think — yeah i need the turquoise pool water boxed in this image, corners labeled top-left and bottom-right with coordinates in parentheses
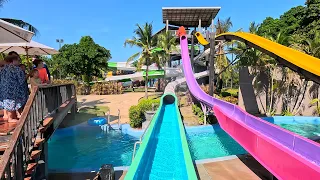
top-left (277, 123), bottom-right (320, 137)
top-left (133, 103), bottom-right (188, 179)
top-left (187, 128), bottom-right (247, 160)
top-left (49, 115), bottom-right (320, 173)
top-left (48, 126), bottom-right (137, 172)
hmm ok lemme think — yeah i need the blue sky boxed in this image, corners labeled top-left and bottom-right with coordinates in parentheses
top-left (1, 0), bottom-right (305, 62)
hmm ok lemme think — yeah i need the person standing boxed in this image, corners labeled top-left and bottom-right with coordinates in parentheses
top-left (33, 59), bottom-right (50, 84)
top-left (0, 55), bottom-right (28, 122)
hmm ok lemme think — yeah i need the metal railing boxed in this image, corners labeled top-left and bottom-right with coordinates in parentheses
top-left (0, 84), bottom-right (76, 179)
top-left (131, 105), bottom-right (156, 162)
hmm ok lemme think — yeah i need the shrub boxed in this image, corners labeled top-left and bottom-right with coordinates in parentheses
top-left (129, 105), bottom-right (142, 128)
top-left (129, 98), bottom-right (161, 128)
top-left (220, 91), bottom-right (232, 97)
top-left (221, 88), bottom-right (238, 98)
top-left (221, 96), bottom-right (238, 104)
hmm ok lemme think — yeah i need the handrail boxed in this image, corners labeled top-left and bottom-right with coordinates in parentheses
top-left (0, 84), bottom-right (76, 179)
top-left (131, 109), bottom-right (156, 162)
top-left (117, 109), bottom-right (120, 128)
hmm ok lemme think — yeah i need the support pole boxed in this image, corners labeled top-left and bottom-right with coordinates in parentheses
top-left (191, 29), bottom-right (195, 71)
top-left (198, 19), bottom-right (201, 30)
top-left (166, 20), bottom-right (169, 32)
top-left (209, 32), bottom-right (216, 96)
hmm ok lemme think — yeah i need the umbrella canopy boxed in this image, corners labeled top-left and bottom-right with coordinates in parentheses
top-left (0, 19), bottom-right (34, 43)
top-left (0, 40), bottom-right (59, 55)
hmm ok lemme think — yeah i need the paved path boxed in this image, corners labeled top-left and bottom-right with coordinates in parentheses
top-left (77, 92), bottom-right (154, 124)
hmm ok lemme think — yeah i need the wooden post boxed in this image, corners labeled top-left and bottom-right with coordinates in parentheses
top-left (191, 29), bottom-right (195, 71)
top-left (209, 32), bottom-right (216, 96)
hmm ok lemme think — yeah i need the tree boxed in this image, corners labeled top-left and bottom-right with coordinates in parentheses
top-left (52, 36), bottom-right (111, 85)
top-left (0, 1), bottom-right (39, 35)
top-left (156, 31), bottom-right (178, 91)
top-left (124, 22), bottom-right (157, 98)
top-left (214, 17), bottom-right (233, 87)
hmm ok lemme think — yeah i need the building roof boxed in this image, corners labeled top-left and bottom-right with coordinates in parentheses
top-left (162, 7), bottom-right (221, 27)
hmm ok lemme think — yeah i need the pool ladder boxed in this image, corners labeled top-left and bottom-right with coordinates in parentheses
top-left (102, 109), bottom-right (121, 132)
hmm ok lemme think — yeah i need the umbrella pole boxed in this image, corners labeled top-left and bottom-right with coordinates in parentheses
top-left (26, 48), bottom-right (31, 70)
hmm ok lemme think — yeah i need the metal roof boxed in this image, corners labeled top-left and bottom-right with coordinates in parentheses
top-left (162, 7), bottom-right (221, 27)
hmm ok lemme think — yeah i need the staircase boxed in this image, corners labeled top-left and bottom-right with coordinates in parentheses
top-left (0, 84), bottom-right (77, 180)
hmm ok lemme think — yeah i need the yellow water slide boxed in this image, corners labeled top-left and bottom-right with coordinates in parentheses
top-left (216, 32), bottom-right (320, 84)
top-left (195, 31), bottom-right (209, 45)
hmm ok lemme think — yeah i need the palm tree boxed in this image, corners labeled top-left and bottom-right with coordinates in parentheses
top-left (124, 22), bottom-right (157, 98)
top-left (214, 17), bottom-right (233, 88)
top-left (156, 31), bottom-right (178, 91)
top-left (303, 31), bottom-right (320, 58)
top-left (0, 0), bottom-right (39, 35)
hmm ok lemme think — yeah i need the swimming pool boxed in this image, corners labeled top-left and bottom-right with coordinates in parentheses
top-left (48, 125), bottom-right (137, 172)
top-left (48, 116), bottom-right (320, 172)
top-left (48, 123), bottom-right (247, 172)
top-left (263, 116), bottom-right (320, 137)
top-left (187, 127), bottom-right (247, 160)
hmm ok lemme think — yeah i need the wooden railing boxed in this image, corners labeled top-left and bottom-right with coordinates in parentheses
top-left (0, 84), bottom-right (76, 180)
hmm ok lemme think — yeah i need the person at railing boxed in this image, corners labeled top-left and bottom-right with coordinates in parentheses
top-left (33, 59), bottom-right (51, 84)
top-left (0, 55), bottom-right (28, 122)
top-left (29, 69), bottom-right (44, 91)
top-left (32, 55), bottom-right (51, 81)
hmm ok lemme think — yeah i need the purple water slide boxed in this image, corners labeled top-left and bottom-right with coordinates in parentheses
top-left (180, 35), bottom-right (320, 179)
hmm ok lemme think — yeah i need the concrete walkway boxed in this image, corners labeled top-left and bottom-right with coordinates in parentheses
top-left (77, 92), bottom-right (156, 124)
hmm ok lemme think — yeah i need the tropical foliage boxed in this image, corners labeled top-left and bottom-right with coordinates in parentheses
top-left (124, 23), bottom-right (158, 98)
top-left (50, 36), bottom-right (111, 85)
top-left (226, 1), bottom-right (320, 116)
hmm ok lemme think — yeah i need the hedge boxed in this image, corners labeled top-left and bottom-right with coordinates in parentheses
top-left (129, 98), bottom-right (160, 128)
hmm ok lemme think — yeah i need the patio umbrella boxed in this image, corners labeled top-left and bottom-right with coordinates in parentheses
top-left (0, 40), bottom-right (59, 68)
top-left (0, 19), bottom-right (34, 43)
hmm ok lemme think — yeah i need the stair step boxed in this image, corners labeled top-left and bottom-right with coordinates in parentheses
top-left (42, 117), bottom-right (54, 127)
top-left (0, 142), bottom-right (8, 152)
top-left (25, 163), bottom-right (37, 175)
top-left (33, 138), bottom-right (45, 148)
top-left (30, 150), bottom-right (42, 160)
top-left (24, 177), bottom-right (31, 180)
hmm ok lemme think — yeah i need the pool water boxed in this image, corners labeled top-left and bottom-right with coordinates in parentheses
top-left (277, 123), bottom-right (320, 137)
top-left (187, 128), bottom-right (247, 160)
top-left (49, 117), bottom-right (320, 172)
top-left (48, 126), bottom-right (137, 172)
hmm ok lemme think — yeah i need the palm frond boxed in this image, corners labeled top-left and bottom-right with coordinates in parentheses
top-left (1, 18), bottom-right (39, 35)
top-left (126, 52), bottom-right (140, 63)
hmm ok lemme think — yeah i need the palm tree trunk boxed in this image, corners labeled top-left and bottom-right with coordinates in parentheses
top-left (145, 61), bottom-right (149, 99)
top-left (268, 67), bottom-right (276, 115)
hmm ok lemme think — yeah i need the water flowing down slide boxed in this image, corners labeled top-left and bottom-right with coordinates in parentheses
top-left (180, 34), bottom-right (320, 179)
top-left (125, 94), bottom-right (197, 180)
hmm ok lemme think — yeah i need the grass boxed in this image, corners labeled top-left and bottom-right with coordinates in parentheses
top-left (124, 87), bottom-right (157, 92)
top-left (60, 106), bottom-right (109, 128)
top-left (138, 94), bottom-right (162, 102)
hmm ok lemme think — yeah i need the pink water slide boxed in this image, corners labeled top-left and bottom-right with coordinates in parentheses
top-left (180, 35), bottom-right (320, 180)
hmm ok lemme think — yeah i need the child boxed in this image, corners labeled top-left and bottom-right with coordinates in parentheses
top-left (29, 69), bottom-right (42, 91)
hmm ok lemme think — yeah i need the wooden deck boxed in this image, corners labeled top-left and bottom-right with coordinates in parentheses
top-left (196, 158), bottom-right (261, 180)
top-left (48, 157), bottom-right (263, 180)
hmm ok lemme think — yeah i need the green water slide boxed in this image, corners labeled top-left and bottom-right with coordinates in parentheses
top-left (125, 93), bottom-right (197, 179)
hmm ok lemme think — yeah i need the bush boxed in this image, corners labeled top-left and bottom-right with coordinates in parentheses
top-left (52, 79), bottom-right (123, 95)
top-left (129, 105), bottom-right (142, 128)
top-left (221, 96), bottom-right (238, 104)
top-left (220, 91), bottom-right (231, 97)
top-left (129, 98), bottom-right (161, 128)
top-left (221, 88), bottom-right (238, 98)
